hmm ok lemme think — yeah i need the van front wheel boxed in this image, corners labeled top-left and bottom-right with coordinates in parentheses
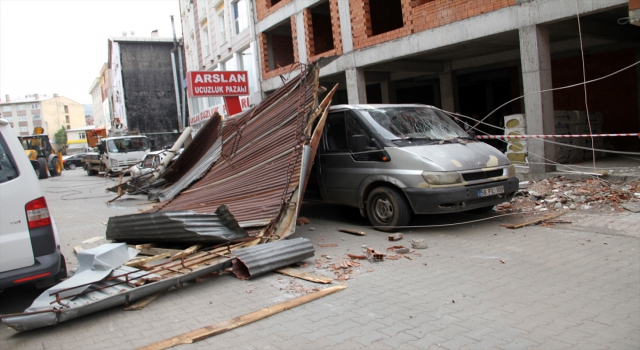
top-left (366, 186), bottom-right (411, 232)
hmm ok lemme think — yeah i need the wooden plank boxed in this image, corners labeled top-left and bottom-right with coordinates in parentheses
top-left (500, 211), bottom-right (567, 229)
top-left (125, 252), bottom-right (171, 268)
top-left (123, 288), bottom-right (168, 311)
top-left (139, 247), bottom-right (183, 257)
top-left (171, 244), bottom-right (203, 261)
top-left (338, 228), bottom-right (366, 236)
top-left (134, 243), bottom-right (155, 250)
top-left (275, 267), bottom-right (332, 284)
top-left (319, 243), bottom-right (338, 248)
top-left (138, 285), bottom-right (347, 350)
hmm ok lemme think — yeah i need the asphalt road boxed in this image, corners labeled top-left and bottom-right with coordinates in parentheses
top-left (1, 169), bottom-right (639, 349)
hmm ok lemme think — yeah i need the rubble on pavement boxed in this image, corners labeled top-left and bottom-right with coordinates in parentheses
top-left (498, 176), bottom-right (640, 214)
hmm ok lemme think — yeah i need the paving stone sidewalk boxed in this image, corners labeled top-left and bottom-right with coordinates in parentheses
top-left (1, 170), bottom-right (638, 349)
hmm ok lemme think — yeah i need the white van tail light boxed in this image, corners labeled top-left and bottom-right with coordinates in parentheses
top-left (25, 197), bottom-right (51, 229)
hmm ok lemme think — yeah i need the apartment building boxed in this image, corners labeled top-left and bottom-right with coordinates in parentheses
top-left (253, 0), bottom-right (639, 174)
top-left (0, 94), bottom-right (85, 150)
top-left (179, 0), bottom-right (262, 134)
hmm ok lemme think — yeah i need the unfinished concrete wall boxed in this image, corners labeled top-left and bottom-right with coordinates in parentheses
top-left (119, 42), bottom-right (179, 149)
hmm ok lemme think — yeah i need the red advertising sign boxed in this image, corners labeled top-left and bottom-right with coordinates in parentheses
top-left (187, 71), bottom-right (249, 97)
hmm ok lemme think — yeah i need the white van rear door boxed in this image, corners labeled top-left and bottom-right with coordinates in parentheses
top-left (0, 126), bottom-right (36, 273)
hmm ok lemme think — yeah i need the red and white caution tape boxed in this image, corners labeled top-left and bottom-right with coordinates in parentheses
top-left (475, 133), bottom-right (639, 140)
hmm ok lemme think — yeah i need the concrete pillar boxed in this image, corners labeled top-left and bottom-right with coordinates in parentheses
top-left (519, 25), bottom-right (555, 174)
top-left (346, 68), bottom-right (367, 104)
top-left (439, 61), bottom-right (456, 112)
top-left (295, 12), bottom-right (308, 64)
top-left (380, 75), bottom-right (396, 104)
top-left (337, 0), bottom-right (354, 53)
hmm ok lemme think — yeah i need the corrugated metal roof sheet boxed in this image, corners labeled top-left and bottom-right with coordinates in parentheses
top-left (106, 206), bottom-right (248, 244)
top-left (151, 64), bottom-right (322, 238)
top-left (231, 238), bottom-right (315, 279)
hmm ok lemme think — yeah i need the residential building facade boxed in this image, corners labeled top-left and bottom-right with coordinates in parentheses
top-left (179, 0), bottom-right (262, 135)
top-left (89, 77), bottom-right (107, 126)
top-left (66, 125), bottom-right (95, 154)
top-left (253, 0), bottom-right (639, 174)
top-left (0, 94), bottom-right (85, 151)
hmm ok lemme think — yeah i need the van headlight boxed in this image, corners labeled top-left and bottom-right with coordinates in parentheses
top-left (507, 165), bottom-right (516, 177)
top-left (110, 158), bottom-right (118, 167)
top-left (421, 171), bottom-right (462, 185)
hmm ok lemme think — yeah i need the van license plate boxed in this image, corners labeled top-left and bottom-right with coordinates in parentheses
top-left (478, 186), bottom-right (504, 197)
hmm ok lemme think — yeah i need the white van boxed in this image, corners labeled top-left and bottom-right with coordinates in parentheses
top-left (0, 118), bottom-right (66, 291)
top-left (306, 104), bottom-right (519, 231)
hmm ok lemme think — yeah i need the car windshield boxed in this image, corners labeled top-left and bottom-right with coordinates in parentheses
top-left (107, 137), bottom-right (149, 153)
top-left (359, 106), bottom-right (469, 141)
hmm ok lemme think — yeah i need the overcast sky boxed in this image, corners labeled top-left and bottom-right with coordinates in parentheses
top-left (0, 0), bottom-right (182, 105)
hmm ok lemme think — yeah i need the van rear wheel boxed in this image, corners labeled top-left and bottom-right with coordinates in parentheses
top-left (366, 186), bottom-right (411, 232)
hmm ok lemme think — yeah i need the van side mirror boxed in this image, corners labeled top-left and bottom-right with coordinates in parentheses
top-left (350, 134), bottom-right (368, 153)
top-left (31, 160), bottom-right (41, 171)
top-left (97, 144), bottom-right (105, 154)
top-left (467, 130), bottom-right (476, 138)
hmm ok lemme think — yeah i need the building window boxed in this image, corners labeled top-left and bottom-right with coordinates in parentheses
top-left (64, 105), bottom-right (69, 113)
top-left (79, 132), bottom-right (86, 139)
top-left (31, 103), bottom-right (39, 109)
top-left (2, 106), bottom-right (10, 112)
top-left (307, 2), bottom-right (335, 56)
top-left (18, 116), bottom-right (27, 121)
top-left (267, 0), bottom-right (282, 8)
top-left (217, 10), bottom-right (227, 44)
top-left (20, 126), bottom-right (28, 132)
top-left (66, 125), bottom-right (70, 130)
top-left (32, 114), bottom-right (41, 120)
top-left (264, 19), bottom-right (295, 72)
top-left (17, 104), bottom-right (26, 111)
top-left (232, 0), bottom-right (248, 35)
top-left (65, 115), bottom-right (70, 123)
top-left (368, 0), bottom-right (404, 36)
top-left (201, 25), bottom-right (210, 57)
top-left (5, 117), bottom-right (12, 122)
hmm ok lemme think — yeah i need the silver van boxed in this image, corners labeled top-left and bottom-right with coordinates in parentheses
top-left (0, 118), bottom-right (66, 291)
top-left (306, 104), bottom-right (519, 231)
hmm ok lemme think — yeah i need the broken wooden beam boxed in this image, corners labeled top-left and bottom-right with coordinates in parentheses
top-left (171, 244), bottom-right (203, 261)
top-left (275, 267), bottom-right (332, 284)
top-left (338, 228), bottom-right (366, 236)
top-left (125, 252), bottom-right (171, 268)
top-left (138, 285), bottom-right (347, 350)
top-left (500, 211), bottom-right (567, 229)
top-left (123, 289), bottom-right (169, 311)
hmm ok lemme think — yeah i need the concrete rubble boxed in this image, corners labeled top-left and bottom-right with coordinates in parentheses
top-left (498, 176), bottom-right (640, 214)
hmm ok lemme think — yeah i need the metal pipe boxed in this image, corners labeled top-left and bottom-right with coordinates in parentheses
top-left (152, 126), bottom-right (192, 180)
top-left (171, 15), bottom-right (184, 131)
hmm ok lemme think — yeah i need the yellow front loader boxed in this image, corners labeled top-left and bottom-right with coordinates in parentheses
top-left (18, 127), bottom-right (64, 179)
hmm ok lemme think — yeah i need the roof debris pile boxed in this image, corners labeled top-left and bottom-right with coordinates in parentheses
top-left (2, 63), bottom-right (340, 332)
top-left (499, 176), bottom-right (640, 213)
top-left (149, 63), bottom-right (337, 241)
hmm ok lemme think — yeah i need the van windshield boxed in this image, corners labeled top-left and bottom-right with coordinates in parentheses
top-left (359, 107), bottom-right (469, 141)
top-left (107, 137), bottom-right (149, 153)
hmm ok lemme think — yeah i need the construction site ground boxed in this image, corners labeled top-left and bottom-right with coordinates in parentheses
top-left (1, 169), bottom-right (638, 349)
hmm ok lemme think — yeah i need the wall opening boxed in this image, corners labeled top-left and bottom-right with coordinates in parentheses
top-left (369, 0), bottom-right (404, 36)
top-left (268, 0), bottom-right (282, 8)
top-left (309, 1), bottom-right (334, 56)
top-left (265, 21), bottom-right (295, 71)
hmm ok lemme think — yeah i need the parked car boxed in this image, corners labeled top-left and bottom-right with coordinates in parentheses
top-left (0, 117), bottom-right (67, 291)
top-left (306, 104), bottom-right (519, 231)
top-left (62, 153), bottom-right (86, 170)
